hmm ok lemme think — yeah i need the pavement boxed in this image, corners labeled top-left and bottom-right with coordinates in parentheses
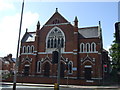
top-left (0, 82), bottom-right (120, 90)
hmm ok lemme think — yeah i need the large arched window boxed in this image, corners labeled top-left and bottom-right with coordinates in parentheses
top-left (80, 43), bottom-right (84, 52)
top-left (46, 27), bottom-right (65, 50)
top-left (37, 61), bottom-right (41, 73)
top-left (91, 42), bottom-right (96, 52)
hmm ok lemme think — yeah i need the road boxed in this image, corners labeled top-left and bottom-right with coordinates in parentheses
top-left (0, 82), bottom-right (120, 90)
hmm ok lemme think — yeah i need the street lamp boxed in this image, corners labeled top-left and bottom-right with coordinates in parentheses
top-left (13, 0), bottom-right (24, 90)
top-left (57, 44), bottom-right (61, 90)
top-left (52, 44), bottom-right (61, 90)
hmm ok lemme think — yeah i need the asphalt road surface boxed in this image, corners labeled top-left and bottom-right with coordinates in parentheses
top-left (1, 82), bottom-right (119, 90)
top-left (1, 85), bottom-right (119, 90)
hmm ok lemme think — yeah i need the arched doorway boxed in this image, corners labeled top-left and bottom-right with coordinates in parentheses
top-left (44, 62), bottom-right (50, 77)
top-left (24, 65), bottom-right (30, 76)
top-left (60, 62), bottom-right (65, 78)
top-left (84, 65), bottom-right (92, 80)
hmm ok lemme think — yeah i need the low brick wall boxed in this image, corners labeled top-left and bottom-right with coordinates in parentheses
top-left (3, 76), bottom-right (98, 85)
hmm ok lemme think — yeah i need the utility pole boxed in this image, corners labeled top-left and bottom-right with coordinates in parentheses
top-left (57, 44), bottom-right (61, 90)
top-left (13, 0), bottom-right (24, 90)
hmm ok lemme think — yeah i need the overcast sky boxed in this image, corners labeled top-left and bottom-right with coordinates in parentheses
top-left (0, 0), bottom-right (119, 58)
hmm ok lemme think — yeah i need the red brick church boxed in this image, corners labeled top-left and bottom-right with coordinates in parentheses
top-left (18, 9), bottom-right (110, 85)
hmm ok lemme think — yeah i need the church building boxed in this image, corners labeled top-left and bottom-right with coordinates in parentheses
top-left (18, 9), bottom-right (110, 85)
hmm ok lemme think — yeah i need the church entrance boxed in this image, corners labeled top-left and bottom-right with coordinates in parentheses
top-left (24, 65), bottom-right (29, 76)
top-left (60, 62), bottom-right (65, 78)
top-left (44, 62), bottom-right (50, 77)
top-left (84, 67), bottom-right (92, 80)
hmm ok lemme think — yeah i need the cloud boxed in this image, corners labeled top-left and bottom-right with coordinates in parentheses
top-left (0, 0), bottom-right (15, 11)
top-left (0, 12), bottom-right (39, 57)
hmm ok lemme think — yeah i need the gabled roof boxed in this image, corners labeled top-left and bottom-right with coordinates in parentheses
top-left (21, 32), bottom-right (36, 42)
top-left (44, 8), bottom-right (69, 26)
top-left (78, 26), bottom-right (100, 38)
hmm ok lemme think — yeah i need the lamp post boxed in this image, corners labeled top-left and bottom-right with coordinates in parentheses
top-left (57, 44), bottom-right (61, 90)
top-left (13, 0), bottom-right (24, 90)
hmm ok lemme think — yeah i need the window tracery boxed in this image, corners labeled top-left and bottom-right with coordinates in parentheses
top-left (46, 27), bottom-right (65, 49)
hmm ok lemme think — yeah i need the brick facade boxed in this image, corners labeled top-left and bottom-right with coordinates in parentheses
top-left (18, 9), bottom-right (109, 85)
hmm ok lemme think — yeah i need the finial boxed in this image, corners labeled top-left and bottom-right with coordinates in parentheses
top-left (37, 21), bottom-right (40, 30)
top-left (74, 16), bottom-right (78, 27)
top-left (26, 28), bottom-right (28, 32)
top-left (56, 8), bottom-right (58, 13)
top-left (74, 16), bottom-right (78, 22)
top-left (99, 21), bottom-right (101, 28)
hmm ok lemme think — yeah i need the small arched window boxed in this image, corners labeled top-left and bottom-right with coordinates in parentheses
top-left (68, 61), bottom-right (73, 74)
top-left (23, 46), bottom-right (26, 53)
top-left (27, 46), bottom-right (30, 53)
top-left (37, 61), bottom-right (41, 73)
top-left (91, 42), bottom-right (96, 52)
top-left (80, 43), bottom-right (84, 52)
top-left (31, 45), bottom-right (34, 53)
top-left (86, 43), bottom-right (90, 52)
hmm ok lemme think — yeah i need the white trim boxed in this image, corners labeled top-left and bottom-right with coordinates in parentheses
top-left (91, 78), bottom-right (103, 80)
top-left (73, 53), bottom-right (77, 55)
top-left (37, 51), bottom-right (98, 54)
top-left (84, 65), bottom-right (92, 68)
top-left (42, 60), bottom-right (52, 65)
top-left (91, 42), bottom-right (96, 52)
top-left (46, 26), bottom-right (65, 52)
top-left (25, 64), bottom-right (30, 66)
top-left (38, 51), bottom-right (73, 54)
top-left (21, 53), bottom-right (35, 55)
top-left (65, 77), bottom-right (77, 79)
top-left (44, 22), bottom-right (70, 27)
top-left (86, 80), bottom-right (94, 83)
top-left (80, 43), bottom-right (84, 52)
top-left (73, 49), bottom-right (77, 51)
top-left (33, 54), bottom-right (37, 55)
top-left (22, 46), bottom-right (26, 53)
top-left (79, 51), bottom-right (98, 53)
top-left (37, 61), bottom-right (41, 73)
top-left (83, 60), bottom-right (94, 65)
top-left (31, 45), bottom-right (34, 53)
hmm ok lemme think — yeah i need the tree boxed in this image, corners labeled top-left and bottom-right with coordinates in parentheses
top-left (109, 35), bottom-right (120, 70)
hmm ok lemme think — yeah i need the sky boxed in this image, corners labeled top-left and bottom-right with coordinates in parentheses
top-left (0, 0), bottom-right (119, 58)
